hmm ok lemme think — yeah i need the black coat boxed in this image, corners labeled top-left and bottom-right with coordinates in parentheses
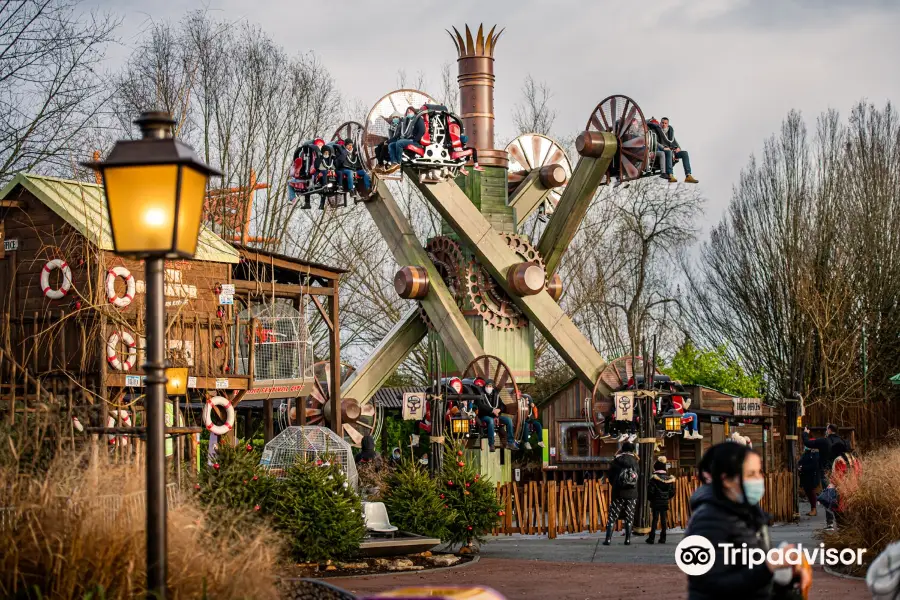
top-left (658, 125), bottom-right (680, 150)
top-left (685, 486), bottom-right (774, 600)
top-left (802, 432), bottom-right (847, 470)
top-left (608, 452), bottom-right (640, 500)
top-left (798, 451), bottom-right (822, 489)
top-left (648, 472), bottom-right (676, 510)
top-left (339, 148), bottom-right (364, 171)
top-left (475, 390), bottom-right (500, 418)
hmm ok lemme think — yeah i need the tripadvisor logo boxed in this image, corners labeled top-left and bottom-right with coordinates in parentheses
top-left (675, 535), bottom-right (867, 576)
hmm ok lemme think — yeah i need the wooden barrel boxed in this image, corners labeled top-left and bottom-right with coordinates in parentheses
top-left (394, 266), bottom-right (429, 299)
top-left (576, 130), bottom-right (609, 158)
top-left (547, 273), bottom-right (563, 301)
top-left (539, 164), bottom-right (567, 188)
top-left (506, 262), bottom-right (545, 296)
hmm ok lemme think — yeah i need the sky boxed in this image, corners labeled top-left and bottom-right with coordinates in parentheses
top-left (82, 0), bottom-right (900, 234)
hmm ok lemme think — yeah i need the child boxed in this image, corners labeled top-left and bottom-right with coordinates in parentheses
top-left (646, 457), bottom-right (676, 544)
top-left (521, 394), bottom-right (544, 450)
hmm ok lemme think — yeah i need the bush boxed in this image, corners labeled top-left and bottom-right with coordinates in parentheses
top-left (197, 440), bottom-right (275, 515)
top-left (0, 453), bottom-right (282, 599)
top-left (266, 460), bottom-right (365, 562)
top-left (383, 459), bottom-right (456, 539)
top-left (822, 445), bottom-right (900, 574)
top-left (439, 438), bottom-right (501, 548)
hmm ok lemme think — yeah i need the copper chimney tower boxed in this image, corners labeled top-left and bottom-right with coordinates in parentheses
top-left (448, 24), bottom-right (508, 168)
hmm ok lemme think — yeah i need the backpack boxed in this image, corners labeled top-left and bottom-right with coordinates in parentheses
top-left (617, 465), bottom-right (638, 489)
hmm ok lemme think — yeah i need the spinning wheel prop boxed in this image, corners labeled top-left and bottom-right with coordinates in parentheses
top-left (506, 133), bottom-right (572, 217)
top-left (462, 355), bottom-right (527, 440)
top-left (294, 361), bottom-right (377, 447)
top-left (331, 121), bottom-right (364, 149)
top-left (362, 88), bottom-right (438, 177)
top-left (586, 95), bottom-right (650, 183)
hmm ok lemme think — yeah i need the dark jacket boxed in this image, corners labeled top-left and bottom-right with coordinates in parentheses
top-left (685, 489), bottom-right (775, 600)
top-left (798, 450), bottom-right (822, 489)
top-left (802, 431), bottom-right (847, 470)
top-left (355, 435), bottom-right (382, 468)
top-left (658, 125), bottom-right (679, 150)
top-left (315, 153), bottom-right (337, 173)
top-left (648, 471), bottom-right (676, 510)
top-left (339, 148), bottom-right (364, 171)
top-left (410, 116), bottom-right (426, 144)
top-left (608, 452), bottom-right (640, 500)
top-left (475, 389), bottom-right (500, 418)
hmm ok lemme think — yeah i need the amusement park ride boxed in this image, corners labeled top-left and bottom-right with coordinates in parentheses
top-left (285, 23), bottom-right (673, 458)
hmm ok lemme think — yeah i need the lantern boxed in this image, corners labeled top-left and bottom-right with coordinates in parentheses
top-left (663, 410), bottom-right (682, 433)
top-left (165, 367), bottom-right (188, 396)
top-left (451, 418), bottom-right (470, 435)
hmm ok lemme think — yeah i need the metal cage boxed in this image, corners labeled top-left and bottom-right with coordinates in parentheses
top-left (235, 300), bottom-right (314, 383)
top-left (259, 426), bottom-right (359, 490)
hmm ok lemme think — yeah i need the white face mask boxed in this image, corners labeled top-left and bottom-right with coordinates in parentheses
top-left (485, 387), bottom-right (494, 395)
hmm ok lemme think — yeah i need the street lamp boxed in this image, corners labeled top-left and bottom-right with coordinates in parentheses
top-left (84, 111), bottom-right (220, 599)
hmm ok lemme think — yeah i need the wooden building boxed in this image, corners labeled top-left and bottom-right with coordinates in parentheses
top-left (536, 357), bottom-right (787, 481)
top-left (0, 173), bottom-right (345, 445)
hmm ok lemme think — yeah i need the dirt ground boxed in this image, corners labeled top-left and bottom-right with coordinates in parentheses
top-left (328, 558), bottom-right (870, 599)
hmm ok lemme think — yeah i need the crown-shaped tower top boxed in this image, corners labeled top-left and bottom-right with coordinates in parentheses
top-left (446, 24), bottom-right (504, 58)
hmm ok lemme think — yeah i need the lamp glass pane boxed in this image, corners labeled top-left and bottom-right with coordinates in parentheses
top-left (103, 165), bottom-right (178, 254)
top-left (175, 165), bottom-right (208, 257)
top-left (166, 367), bottom-right (189, 395)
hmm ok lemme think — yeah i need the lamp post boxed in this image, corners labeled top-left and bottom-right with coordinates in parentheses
top-left (84, 112), bottom-right (220, 599)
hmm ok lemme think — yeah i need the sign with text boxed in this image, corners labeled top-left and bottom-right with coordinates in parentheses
top-left (187, 376), bottom-right (197, 389)
top-left (733, 398), bottom-right (763, 416)
top-left (243, 381), bottom-right (313, 400)
top-left (125, 375), bottom-right (143, 387)
top-left (219, 283), bottom-right (235, 305)
top-left (402, 392), bottom-right (426, 420)
top-left (215, 378), bottom-right (229, 389)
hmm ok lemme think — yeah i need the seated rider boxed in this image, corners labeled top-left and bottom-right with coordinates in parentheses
top-left (657, 117), bottom-right (698, 184)
top-left (671, 386), bottom-right (702, 440)
top-left (375, 112), bottom-right (401, 170)
top-left (314, 145), bottom-right (338, 208)
top-left (289, 138), bottom-right (324, 208)
top-left (475, 379), bottom-right (519, 452)
top-left (338, 140), bottom-right (370, 200)
top-left (647, 117), bottom-right (674, 180)
top-left (387, 106), bottom-right (419, 171)
top-left (521, 394), bottom-right (544, 450)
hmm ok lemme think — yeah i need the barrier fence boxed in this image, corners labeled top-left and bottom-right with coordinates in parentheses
top-left (493, 471), bottom-right (794, 537)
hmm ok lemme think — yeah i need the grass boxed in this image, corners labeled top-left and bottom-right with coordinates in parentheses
top-left (0, 450), bottom-right (283, 599)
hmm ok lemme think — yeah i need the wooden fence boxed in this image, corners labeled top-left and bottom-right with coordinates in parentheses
top-left (493, 471), bottom-right (794, 537)
top-left (805, 401), bottom-right (900, 449)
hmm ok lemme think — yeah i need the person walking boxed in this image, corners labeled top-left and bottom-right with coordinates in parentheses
top-left (647, 457), bottom-right (676, 544)
top-left (798, 447), bottom-right (822, 516)
top-left (685, 443), bottom-right (810, 600)
top-left (802, 424), bottom-right (849, 530)
top-left (603, 441), bottom-right (640, 546)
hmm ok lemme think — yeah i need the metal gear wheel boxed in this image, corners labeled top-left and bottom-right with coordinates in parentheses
top-left (465, 233), bottom-right (545, 330)
top-left (418, 236), bottom-right (466, 330)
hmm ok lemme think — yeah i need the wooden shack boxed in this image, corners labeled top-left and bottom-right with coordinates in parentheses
top-left (0, 173), bottom-right (345, 448)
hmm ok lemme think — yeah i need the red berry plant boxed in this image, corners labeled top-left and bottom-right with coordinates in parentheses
top-left (439, 437), bottom-right (501, 549)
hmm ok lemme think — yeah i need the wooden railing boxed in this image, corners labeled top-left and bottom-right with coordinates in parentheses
top-left (493, 471), bottom-right (795, 537)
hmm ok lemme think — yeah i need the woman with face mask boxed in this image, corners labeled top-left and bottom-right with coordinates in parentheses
top-left (685, 443), bottom-right (811, 599)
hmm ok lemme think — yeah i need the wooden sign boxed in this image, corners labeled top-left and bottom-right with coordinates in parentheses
top-left (402, 391), bottom-right (426, 420)
top-left (614, 391), bottom-right (634, 421)
top-left (733, 398), bottom-right (762, 416)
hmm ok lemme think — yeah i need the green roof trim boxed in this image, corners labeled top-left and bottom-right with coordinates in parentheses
top-left (0, 173), bottom-right (239, 264)
top-left (891, 373), bottom-right (900, 386)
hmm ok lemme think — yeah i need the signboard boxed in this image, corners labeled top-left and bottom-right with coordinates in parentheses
top-left (125, 375), bottom-right (143, 387)
top-left (3, 239), bottom-right (17, 252)
top-left (613, 391), bottom-right (634, 421)
top-left (733, 398), bottom-right (762, 416)
top-left (402, 391), bottom-right (426, 420)
top-left (242, 381), bottom-right (313, 401)
top-left (219, 283), bottom-right (235, 305)
top-left (514, 468), bottom-right (521, 482)
top-left (215, 378), bottom-right (229, 389)
top-left (187, 376), bottom-right (197, 389)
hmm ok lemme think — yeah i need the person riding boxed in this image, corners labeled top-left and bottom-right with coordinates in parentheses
top-left (521, 393), bottom-right (544, 450)
top-left (389, 446), bottom-right (402, 466)
top-left (375, 112), bottom-right (401, 170)
top-left (647, 457), bottom-right (676, 544)
top-left (338, 140), bottom-right (370, 200)
top-left (604, 441), bottom-right (640, 545)
top-left (648, 117), bottom-right (675, 180)
top-left (475, 378), bottom-right (519, 452)
top-left (685, 443), bottom-right (810, 600)
top-left (657, 117), bottom-right (698, 184)
top-left (387, 106), bottom-right (419, 171)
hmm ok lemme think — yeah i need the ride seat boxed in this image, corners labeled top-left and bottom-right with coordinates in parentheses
top-left (362, 502), bottom-right (398, 534)
top-left (405, 144), bottom-right (425, 156)
top-left (451, 148), bottom-right (473, 160)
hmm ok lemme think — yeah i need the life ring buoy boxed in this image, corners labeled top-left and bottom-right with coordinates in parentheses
top-left (106, 331), bottom-right (137, 371)
top-left (203, 396), bottom-right (235, 436)
top-left (107, 410), bottom-right (132, 445)
top-left (40, 259), bottom-right (73, 300)
top-left (106, 266), bottom-right (135, 308)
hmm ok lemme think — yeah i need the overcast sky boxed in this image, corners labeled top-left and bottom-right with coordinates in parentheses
top-left (83, 0), bottom-right (900, 233)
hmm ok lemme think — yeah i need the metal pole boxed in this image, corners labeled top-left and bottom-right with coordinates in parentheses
top-left (144, 257), bottom-right (168, 599)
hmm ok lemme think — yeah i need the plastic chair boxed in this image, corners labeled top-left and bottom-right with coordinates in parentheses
top-left (363, 501), bottom-right (398, 534)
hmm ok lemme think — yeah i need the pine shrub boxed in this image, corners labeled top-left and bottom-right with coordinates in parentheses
top-left (196, 440), bottom-right (274, 517)
top-left (383, 459), bottom-right (456, 539)
top-left (439, 438), bottom-right (502, 548)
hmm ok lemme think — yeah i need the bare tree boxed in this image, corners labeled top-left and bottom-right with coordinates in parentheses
top-left (512, 75), bottom-right (556, 136)
top-left (0, 0), bottom-right (118, 181)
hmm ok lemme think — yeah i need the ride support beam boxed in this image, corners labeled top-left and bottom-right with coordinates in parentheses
top-left (537, 131), bottom-right (617, 276)
top-left (367, 178), bottom-right (486, 370)
top-left (508, 164), bottom-right (567, 227)
top-left (410, 170), bottom-right (607, 389)
top-left (340, 306), bottom-right (428, 404)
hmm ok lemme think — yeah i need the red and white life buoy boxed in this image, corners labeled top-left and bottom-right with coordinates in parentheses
top-left (107, 410), bottom-right (132, 445)
top-left (106, 331), bottom-right (137, 371)
top-left (40, 259), bottom-right (73, 300)
top-left (203, 396), bottom-right (235, 436)
top-left (106, 266), bottom-right (135, 309)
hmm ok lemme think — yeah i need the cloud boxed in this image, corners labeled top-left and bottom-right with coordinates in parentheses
top-left (671, 0), bottom-right (900, 30)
